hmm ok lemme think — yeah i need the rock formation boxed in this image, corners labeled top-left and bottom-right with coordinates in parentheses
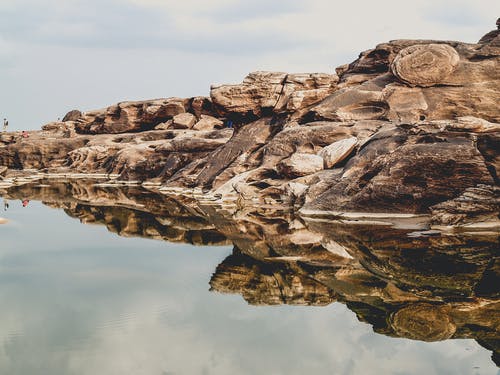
top-left (1, 20), bottom-right (499, 229)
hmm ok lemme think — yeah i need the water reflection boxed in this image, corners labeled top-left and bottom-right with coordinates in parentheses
top-left (0, 179), bottom-right (498, 372)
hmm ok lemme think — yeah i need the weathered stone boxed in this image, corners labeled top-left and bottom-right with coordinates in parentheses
top-left (172, 113), bottom-right (196, 129)
top-left (318, 137), bottom-right (358, 168)
top-left (304, 127), bottom-right (495, 213)
top-left (192, 115), bottom-right (223, 131)
top-left (75, 98), bottom-right (188, 134)
top-left (390, 44), bottom-right (460, 87)
top-left (211, 71), bottom-right (337, 118)
top-left (62, 109), bottom-right (82, 122)
top-left (188, 96), bottom-right (213, 118)
top-left (0, 20), bottom-right (498, 225)
top-left (430, 184), bottom-right (500, 226)
top-left (277, 153), bottom-right (324, 179)
top-left (41, 121), bottom-right (77, 136)
top-left (154, 120), bottom-right (173, 130)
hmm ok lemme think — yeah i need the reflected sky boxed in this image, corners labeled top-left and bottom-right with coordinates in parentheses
top-left (0, 201), bottom-right (497, 375)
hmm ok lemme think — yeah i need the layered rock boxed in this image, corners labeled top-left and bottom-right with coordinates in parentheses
top-left (0, 20), bottom-right (499, 227)
top-left (210, 72), bottom-right (338, 120)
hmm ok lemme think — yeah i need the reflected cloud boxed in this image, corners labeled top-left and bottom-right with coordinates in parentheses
top-left (0, 180), bottom-right (498, 373)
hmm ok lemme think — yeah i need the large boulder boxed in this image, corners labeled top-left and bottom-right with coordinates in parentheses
top-left (303, 126), bottom-right (495, 213)
top-left (390, 44), bottom-right (460, 87)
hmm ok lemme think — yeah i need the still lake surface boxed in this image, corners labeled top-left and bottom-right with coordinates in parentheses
top-left (0, 197), bottom-right (498, 375)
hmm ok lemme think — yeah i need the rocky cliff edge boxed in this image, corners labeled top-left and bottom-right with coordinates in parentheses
top-left (1, 21), bottom-right (499, 229)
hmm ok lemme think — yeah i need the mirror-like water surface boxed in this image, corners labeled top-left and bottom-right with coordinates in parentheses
top-left (0, 182), bottom-right (498, 375)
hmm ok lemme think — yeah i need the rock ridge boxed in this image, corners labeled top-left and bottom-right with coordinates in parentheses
top-left (1, 20), bottom-right (499, 228)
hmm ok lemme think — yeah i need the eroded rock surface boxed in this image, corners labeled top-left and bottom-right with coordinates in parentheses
top-left (0, 20), bottom-right (499, 226)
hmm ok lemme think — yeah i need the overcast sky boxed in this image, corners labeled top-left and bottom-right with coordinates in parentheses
top-left (0, 0), bottom-right (498, 130)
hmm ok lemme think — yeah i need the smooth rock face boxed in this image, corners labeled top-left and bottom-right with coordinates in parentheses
top-left (390, 44), bottom-right (460, 87)
top-left (318, 137), bottom-right (358, 168)
top-left (277, 153), bottom-right (324, 178)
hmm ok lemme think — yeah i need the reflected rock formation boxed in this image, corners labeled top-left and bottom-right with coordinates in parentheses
top-left (1, 180), bottom-right (498, 365)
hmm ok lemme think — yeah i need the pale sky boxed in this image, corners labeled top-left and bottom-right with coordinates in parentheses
top-left (0, 0), bottom-right (498, 130)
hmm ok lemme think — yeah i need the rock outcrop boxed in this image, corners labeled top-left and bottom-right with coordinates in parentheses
top-left (0, 20), bottom-right (499, 227)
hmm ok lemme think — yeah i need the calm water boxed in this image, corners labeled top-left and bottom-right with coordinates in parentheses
top-left (0, 197), bottom-right (498, 375)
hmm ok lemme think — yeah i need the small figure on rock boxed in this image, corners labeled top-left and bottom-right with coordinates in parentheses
top-left (3, 118), bottom-right (8, 132)
top-left (226, 120), bottom-right (233, 129)
top-left (21, 131), bottom-right (30, 138)
top-left (3, 198), bottom-right (8, 211)
top-left (22, 199), bottom-right (29, 208)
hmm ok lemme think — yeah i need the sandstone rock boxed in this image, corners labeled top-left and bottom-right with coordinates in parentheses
top-left (210, 71), bottom-right (337, 119)
top-left (75, 98), bottom-right (187, 134)
top-left (192, 115), bottom-right (223, 131)
top-left (430, 184), bottom-right (500, 226)
top-left (154, 120), bottom-right (173, 130)
top-left (304, 127), bottom-right (495, 213)
top-left (277, 153), bottom-right (324, 179)
top-left (41, 121), bottom-right (77, 137)
top-left (172, 113), bottom-right (196, 129)
top-left (275, 73), bottom-right (338, 112)
top-left (1, 21), bottom-right (498, 224)
top-left (62, 109), bottom-right (82, 122)
top-left (440, 117), bottom-right (500, 133)
top-left (211, 71), bottom-right (287, 117)
top-left (284, 181), bottom-right (309, 201)
top-left (318, 137), bottom-right (358, 168)
top-left (390, 44), bottom-right (460, 87)
top-left (188, 96), bottom-right (214, 118)
top-left (195, 118), bottom-right (272, 188)
top-left (305, 37), bottom-right (500, 124)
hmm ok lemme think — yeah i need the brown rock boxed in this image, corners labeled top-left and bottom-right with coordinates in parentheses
top-left (172, 113), bottom-right (196, 129)
top-left (192, 115), bottom-right (223, 131)
top-left (211, 71), bottom-right (337, 118)
top-left (318, 137), bottom-right (358, 168)
top-left (277, 153), bottom-right (324, 179)
top-left (75, 98), bottom-right (187, 134)
top-left (430, 184), bottom-right (500, 226)
top-left (154, 120), bottom-right (173, 130)
top-left (390, 44), bottom-right (460, 87)
top-left (62, 109), bottom-right (82, 122)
